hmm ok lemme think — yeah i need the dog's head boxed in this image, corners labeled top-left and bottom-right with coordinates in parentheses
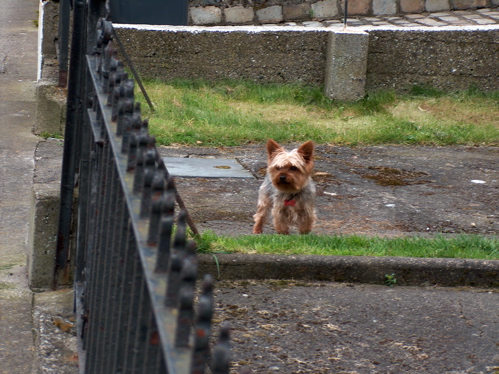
top-left (266, 139), bottom-right (314, 193)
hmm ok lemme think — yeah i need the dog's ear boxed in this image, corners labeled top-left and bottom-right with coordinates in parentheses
top-left (297, 141), bottom-right (314, 164)
top-left (266, 139), bottom-right (283, 160)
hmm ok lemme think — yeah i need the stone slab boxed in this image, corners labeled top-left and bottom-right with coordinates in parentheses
top-left (162, 157), bottom-right (254, 178)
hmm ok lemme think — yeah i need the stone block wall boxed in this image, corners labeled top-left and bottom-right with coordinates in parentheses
top-left (187, 0), bottom-right (497, 25)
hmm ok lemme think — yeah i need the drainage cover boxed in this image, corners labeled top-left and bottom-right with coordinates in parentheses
top-left (162, 157), bottom-right (254, 178)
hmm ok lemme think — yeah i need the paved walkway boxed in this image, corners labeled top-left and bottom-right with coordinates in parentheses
top-left (0, 0), bottom-right (39, 373)
top-left (288, 7), bottom-right (499, 28)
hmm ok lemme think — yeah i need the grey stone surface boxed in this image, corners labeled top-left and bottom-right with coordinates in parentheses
top-left (225, 5), bottom-right (255, 24)
top-left (373, 0), bottom-right (398, 14)
top-left (28, 140), bottom-right (63, 291)
top-left (189, 6), bottom-right (223, 25)
top-left (324, 30), bottom-right (369, 100)
top-left (34, 79), bottom-right (66, 136)
top-left (283, 3), bottom-right (312, 20)
top-left (28, 140), bottom-right (74, 291)
top-left (311, 0), bottom-right (339, 18)
top-left (425, 0), bottom-right (451, 11)
top-left (366, 28), bottom-right (499, 92)
top-left (256, 5), bottom-right (284, 23)
top-left (199, 254), bottom-right (499, 287)
top-left (33, 289), bottom-right (78, 374)
top-left (162, 156), bottom-right (254, 178)
top-left (28, 182), bottom-right (60, 291)
top-left (115, 26), bottom-right (328, 86)
top-left (213, 280), bottom-right (499, 373)
top-left (0, 0), bottom-right (41, 373)
top-left (39, 0), bottom-right (59, 59)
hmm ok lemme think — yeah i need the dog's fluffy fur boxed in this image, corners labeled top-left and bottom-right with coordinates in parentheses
top-left (253, 139), bottom-right (316, 235)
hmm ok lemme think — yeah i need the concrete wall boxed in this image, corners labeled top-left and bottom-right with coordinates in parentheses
top-left (28, 140), bottom-right (62, 291)
top-left (115, 26), bottom-right (329, 85)
top-left (114, 25), bottom-right (499, 94)
top-left (365, 29), bottom-right (499, 92)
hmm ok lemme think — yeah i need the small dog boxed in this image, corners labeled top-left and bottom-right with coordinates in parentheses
top-left (253, 139), bottom-right (316, 235)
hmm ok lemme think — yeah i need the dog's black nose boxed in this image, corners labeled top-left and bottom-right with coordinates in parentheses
top-left (280, 175), bottom-right (287, 182)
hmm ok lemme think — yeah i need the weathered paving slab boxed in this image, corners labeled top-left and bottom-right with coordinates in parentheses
top-left (212, 280), bottom-right (499, 373)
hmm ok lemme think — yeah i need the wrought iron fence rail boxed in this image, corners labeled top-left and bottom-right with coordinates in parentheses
top-left (74, 17), bottom-right (229, 374)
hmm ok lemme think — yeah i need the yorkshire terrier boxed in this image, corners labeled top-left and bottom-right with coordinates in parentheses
top-left (253, 139), bottom-right (316, 235)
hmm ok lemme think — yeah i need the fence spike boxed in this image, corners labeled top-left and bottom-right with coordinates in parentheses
top-left (191, 274), bottom-right (214, 374)
top-left (111, 72), bottom-right (127, 121)
top-left (95, 19), bottom-right (113, 79)
top-left (154, 186), bottom-right (176, 272)
top-left (107, 60), bottom-right (124, 107)
top-left (155, 218), bottom-right (173, 273)
top-left (140, 147), bottom-right (157, 214)
top-left (212, 324), bottom-right (231, 374)
top-left (102, 40), bottom-right (115, 89)
top-left (165, 210), bottom-right (188, 307)
top-left (140, 165), bottom-right (155, 219)
top-left (105, 53), bottom-right (118, 97)
top-left (173, 208), bottom-right (187, 251)
top-left (116, 80), bottom-right (134, 134)
top-left (104, 51), bottom-right (119, 94)
top-left (127, 132), bottom-right (138, 172)
top-left (175, 248), bottom-right (198, 347)
top-left (147, 169), bottom-right (166, 245)
top-left (133, 134), bottom-right (148, 194)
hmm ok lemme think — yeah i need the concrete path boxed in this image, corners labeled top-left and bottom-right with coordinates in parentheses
top-left (281, 7), bottom-right (499, 28)
top-left (0, 0), bottom-right (40, 373)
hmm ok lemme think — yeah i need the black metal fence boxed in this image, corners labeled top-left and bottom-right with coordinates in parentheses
top-left (58, 4), bottom-right (230, 373)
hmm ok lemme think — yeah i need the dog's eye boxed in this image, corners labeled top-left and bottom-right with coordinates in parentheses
top-left (290, 166), bottom-right (298, 171)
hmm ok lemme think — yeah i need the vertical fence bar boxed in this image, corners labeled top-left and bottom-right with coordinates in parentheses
top-left (58, 0), bottom-right (71, 87)
top-left (55, 0), bottom-right (88, 288)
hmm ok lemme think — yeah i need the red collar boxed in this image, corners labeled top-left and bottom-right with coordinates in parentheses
top-left (284, 194), bottom-right (297, 206)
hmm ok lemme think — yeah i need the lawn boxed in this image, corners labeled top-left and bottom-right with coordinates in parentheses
top-left (195, 231), bottom-right (499, 260)
top-left (136, 79), bottom-right (499, 147)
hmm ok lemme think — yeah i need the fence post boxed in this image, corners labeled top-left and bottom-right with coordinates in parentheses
top-left (55, 0), bottom-right (87, 288)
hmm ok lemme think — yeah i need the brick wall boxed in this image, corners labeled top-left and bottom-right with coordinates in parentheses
top-left (188, 0), bottom-right (498, 25)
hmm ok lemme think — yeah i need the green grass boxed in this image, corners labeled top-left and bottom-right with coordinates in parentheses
top-left (195, 231), bottom-right (499, 260)
top-left (136, 79), bottom-right (499, 147)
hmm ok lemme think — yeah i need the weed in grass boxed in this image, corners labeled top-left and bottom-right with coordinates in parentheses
top-left (384, 273), bottom-right (397, 287)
